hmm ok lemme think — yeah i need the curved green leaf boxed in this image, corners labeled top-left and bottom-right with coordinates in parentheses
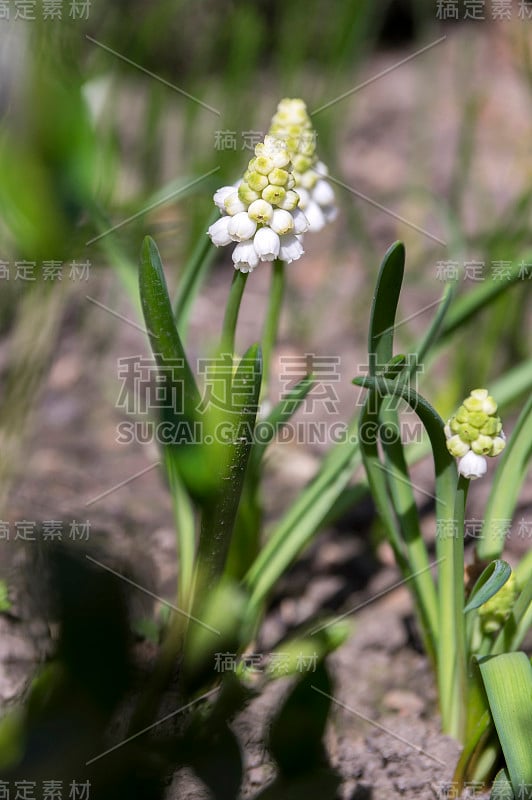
top-left (464, 560), bottom-right (512, 613)
top-left (368, 240), bottom-right (405, 373)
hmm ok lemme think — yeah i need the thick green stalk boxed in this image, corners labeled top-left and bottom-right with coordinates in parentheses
top-left (446, 474), bottom-right (468, 738)
top-left (221, 270), bottom-right (248, 356)
top-left (260, 258), bottom-right (285, 401)
top-left (379, 403), bottom-right (439, 662)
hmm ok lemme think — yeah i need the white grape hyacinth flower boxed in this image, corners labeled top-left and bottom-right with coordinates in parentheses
top-left (457, 450), bottom-right (488, 480)
top-left (444, 389), bottom-right (506, 480)
top-left (207, 135), bottom-right (309, 273)
top-left (269, 98), bottom-right (338, 233)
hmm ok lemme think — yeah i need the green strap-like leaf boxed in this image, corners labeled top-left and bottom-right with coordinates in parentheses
top-left (198, 344), bottom-right (263, 580)
top-left (479, 652), bottom-right (532, 796)
top-left (464, 560), bottom-right (512, 613)
top-left (139, 235), bottom-right (201, 421)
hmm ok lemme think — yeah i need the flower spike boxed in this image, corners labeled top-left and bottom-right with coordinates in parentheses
top-left (208, 135), bottom-right (308, 273)
top-left (444, 389), bottom-right (506, 479)
top-left (268, 98), bottom-right (337, 232)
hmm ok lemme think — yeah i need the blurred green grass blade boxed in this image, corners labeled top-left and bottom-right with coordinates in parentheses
top-left (245, 414), bottom-right (361, 608)
top-left (250, 374), bottom-right (314, 471)
top-left (415, 280), bottom-right (457, 366)
top-left (198, 344), bottom-right (262, 580)
top-left (464, 561), bottom-right (512, 613)
top-left (164, 447), bottom-right (196, 607)
top-left (477, 394), bottom-right (532, 560)
top-left (173, 209), bottom-right (218, 339)
top-left (489, 360), bottom-right (532, 410)
top-left (368, 240), bottom-right (405, 373)
top-left (479, 652), bottom-right (532, 795)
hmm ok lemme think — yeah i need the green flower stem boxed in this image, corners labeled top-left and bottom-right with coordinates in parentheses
top-left (221, 270), bottom-right (248, 356)
top-left (354, 376), bottom-right (464, 737)
top-left (379, 403), bottom-right (439, 662)
top-left (260, 258), bottom-right (285, 401)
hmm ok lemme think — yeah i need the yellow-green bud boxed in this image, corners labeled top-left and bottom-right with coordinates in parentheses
top-left (480, 418), bottom-right (499, 436)
top-left (246, 172), bottom-right (269, 192)
top-left (238, 183), bottom-right (261, 204)
top-left (262, 184), bottom-right (286, 205)
top-left (478, 572), bottom-right (517, 634)
top-left (268, 168), bottom-right (290, 186)
top-left (468, 411), bottom-right (488, 428)
top-left (471, 435), bottom-right (494, 455)
top-left (447, 435), bottom-right (470, 458)
top-left (254, 156), bottom-right (275, 175)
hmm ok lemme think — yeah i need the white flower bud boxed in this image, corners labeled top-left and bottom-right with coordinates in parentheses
top-left (278, 189), bottom-right (299, 211)
top-left (213, 186), bottom-right (236, 211)
top-left (302, 200), bottom-right (326, 231)
top-left (279, 234), bottom-right (304, 263)
top-left (270, 209), bottom-right (294, 235)
top-left (253, 227), bottom-right (280, 261)
top-left (294, 187), bottom-right (309, 209)
top-left (291, 207), bottom-right (309, 235)
top-left (227, 212), bottom-right (257, 242)
top-left (299, 169), bottom-right (318, 190)
top-left (312, 179), bottom-right (335, 206)
top-left (232, 240), bottom-right (260, 273)
top-left (248, 199), bottom-right (273, 224)
top-left (208, 216), bottom-right (233, 246)
top-left (224, 191), bottom-right (247, 216)
top-left (458, 451), bottom-right (488, 480)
